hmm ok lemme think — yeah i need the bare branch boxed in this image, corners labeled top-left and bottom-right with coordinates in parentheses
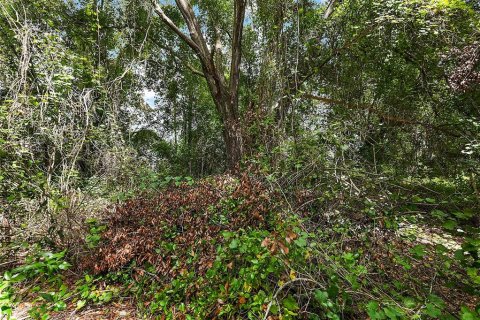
top-left (229, 0), bottom-right (246, 107)
top-left (184, 62), bottom-right (205, 77)
top-left (324, 0), bottom-right (337, 19)
top-left (152, 2), bottom-right (201, 54)
top-left (175, 0), bottom-right (212, 62)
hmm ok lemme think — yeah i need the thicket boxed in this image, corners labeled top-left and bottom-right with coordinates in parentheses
top-left (1, 0), bottom-right (480, 319)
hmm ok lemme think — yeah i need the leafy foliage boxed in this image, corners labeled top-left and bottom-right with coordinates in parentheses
top-left (1, 0), bottom-right (480, 319)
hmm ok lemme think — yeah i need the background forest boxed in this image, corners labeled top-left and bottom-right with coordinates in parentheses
top-left (1, 0), bottom-right (480, 319)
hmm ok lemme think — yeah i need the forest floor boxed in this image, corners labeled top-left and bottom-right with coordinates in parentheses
top-left (12, 301), bottom-right (136, 320)
top-left (9, 221), bottom-right (478, 319)
top-left (3, 174), bottom-right (480, 319)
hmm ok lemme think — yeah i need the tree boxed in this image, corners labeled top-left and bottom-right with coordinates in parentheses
top-left (152, 0), bottom-right (247, 170)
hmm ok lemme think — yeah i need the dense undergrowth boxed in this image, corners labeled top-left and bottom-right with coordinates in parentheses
top-left (1, 169), bottom-right (480, 319)
top-left (1, 0), bottom-right (479, 319)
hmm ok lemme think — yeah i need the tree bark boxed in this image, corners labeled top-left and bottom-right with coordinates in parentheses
top-left (324, 0), bottom-right (338, 19)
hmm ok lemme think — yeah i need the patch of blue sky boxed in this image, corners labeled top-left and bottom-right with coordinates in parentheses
top-left (143, 89), bottom-right (156, 107)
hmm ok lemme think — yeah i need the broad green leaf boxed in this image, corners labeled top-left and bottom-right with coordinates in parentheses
top-left (410, 244), bottom-right (427, 258)
top-left (229, 239), bottom-right (239, 249)
top-left (282, 295), bottom-right (299, 311)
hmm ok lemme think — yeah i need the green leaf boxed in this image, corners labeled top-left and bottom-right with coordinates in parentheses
top-left (412, 195), bottom-right (424, 202)
top-left (403, 297), bottom-right (417, 308)
top-left (410, 244), bottom-right (427, 259)
top-left (99, 291), bottom-right (113, 303)
top-left (1, 305), bottom-right (12, 316)
top-left (431, 209), bottom-right (447, 219)
top-left (282, 295), bottom-right (299, 311)
top-left (435, 244), bottom-right (448, 254)
top-left (10, 273), bottom-right (26, 283)
top-left (453, 211), bottom-right (473, 220)
top-left (327, 284), bottom-right (339, 299)
top-left (54, 301), bottom-right (67, 311)
top-left (3, 271), bottom-right (11, 281)
top-left (314, 290), bottom-right (329, 303)
top-left (443, 220), bottom-right (457, 230)
top-left (460, 306), bottom-right (480, 320)
top-left (58, 262), bottom-right (71, 270)
top-left (40, 292), bottom-right (55, 302)
top-left (384, 306), bottom-right (404, 319)
top-left (270, 304), bottom-right (279, 315)
top-left (425, 303), bottom-right (442, 317)
top-left (366, 301), bottom-right (385, 320)
top-left (454, 249), bottom-right (465, 261)
top-left (467, 268), bottom-right (480, 284)
top-left (395, 255), bottom-right (412, 270)
top-left (229, 239), bottom-right (239, 249)
top-left (294, 237), bottom-right (307, 248)
top-left (222, 231), bottom-right (234, 239)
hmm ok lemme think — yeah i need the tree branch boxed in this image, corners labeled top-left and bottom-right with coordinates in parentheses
top-left (303, 93), bottom-right (461, 136)
top-left (304, 93), bottom-right (422, 125)
top-left (175, 0), bottom-right (212, 62)
top-left (185, 62), bottom-right (205, 78)
top-left (229, 0), bottom-right (247, 107)
top-left (152, 2), bottom-right (201, 54)
top-left (153, 41), bottom-right (205, 78)
top-left (324, 0), bottom-right (338, 19)
top-left (298, 25), bottom-right (376, 89)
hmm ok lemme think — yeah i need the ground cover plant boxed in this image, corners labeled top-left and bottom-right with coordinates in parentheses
top-left (1, 0), bottom-right (479, 319)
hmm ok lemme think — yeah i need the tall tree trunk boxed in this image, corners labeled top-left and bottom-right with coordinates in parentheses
top-left (153, 0), bottom-right (247, 170)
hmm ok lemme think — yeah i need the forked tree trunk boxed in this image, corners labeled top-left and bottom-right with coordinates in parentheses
top-left (153, 0), bottom-right (247, 170)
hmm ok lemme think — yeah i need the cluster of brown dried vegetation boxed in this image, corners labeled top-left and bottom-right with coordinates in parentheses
top-left (80, 174), bottom-right (278, 278)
